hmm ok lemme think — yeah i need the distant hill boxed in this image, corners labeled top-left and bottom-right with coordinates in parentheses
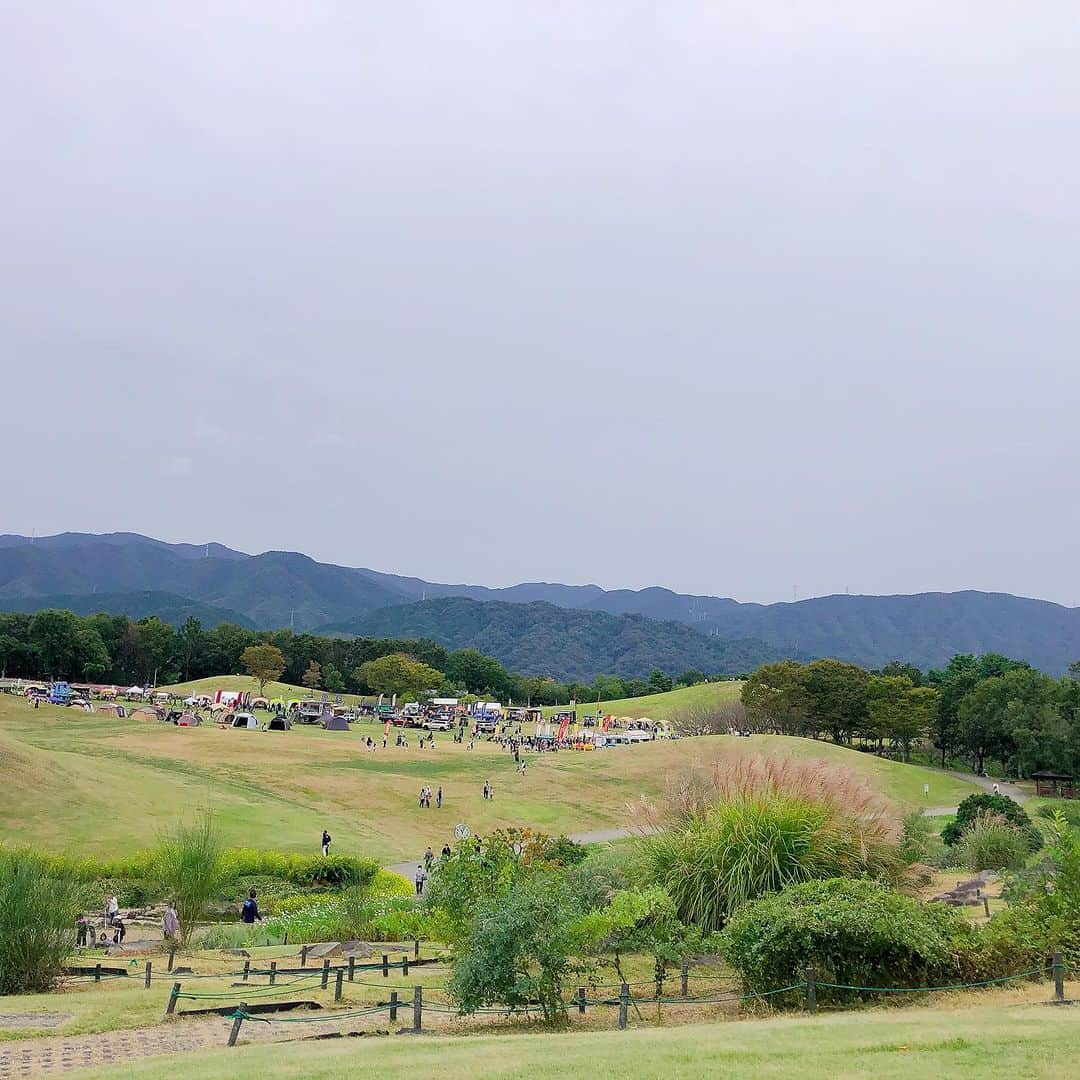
top-left (0, 590), bottom-right (255, 628)
top-left (1, 532), bottom-right (1078, 674)
top-left (320, 598), bottom-right (800, 681)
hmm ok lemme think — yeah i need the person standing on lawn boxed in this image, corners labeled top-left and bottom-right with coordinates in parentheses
top-left (162, 900), bottom-right (179, 944)
top-left (321, 829), bottom-right (332, 856)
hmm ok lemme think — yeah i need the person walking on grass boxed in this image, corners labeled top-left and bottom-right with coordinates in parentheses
top-left (436, 785), bottom-right (443, 809)
top-left (321, 829), bottom-right (332, 857)
top-left (414, 864), bottom-right (428, 896)
top-left (482, 781), bottom-right (490, 800)
top-left (162, 900), bottom-right (179, 944)
top-left (424, 846), bottom-right (434, 871)
top-left (241, 889), bottom-right (262, 924)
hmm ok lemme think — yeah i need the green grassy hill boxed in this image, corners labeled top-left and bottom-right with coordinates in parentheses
top-left (161, 674), bottom-right (370, 706)
top-left (542, 680), bottom-right (743, 722)
top-left (0, 688), bottom-right (978, 862)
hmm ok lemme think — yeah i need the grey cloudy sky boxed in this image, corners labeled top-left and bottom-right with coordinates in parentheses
top-left (2, 3), bottom-right (1078, 605)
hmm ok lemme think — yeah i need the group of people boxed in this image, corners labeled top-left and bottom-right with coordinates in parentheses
top-left (417, 785), bottom-right (443, 808)
top-left (75, 894), bottom-right (128, 949)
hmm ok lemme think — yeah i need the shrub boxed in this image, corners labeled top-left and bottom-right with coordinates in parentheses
top-left (0, 850), bottom-right (82, 993)
top-left (722, 878), bottom-right (970, 1003)
top-left (637, 755), bottom-right (901, 931)
top-left (369, 869), bottom-right (413, 898)
top-left (155, 811), bottom-right (230, 946)
top-left (956, 813), bottom-right (1029, 872)
top-left (1037, 802), bottom-right (1080, 827)
top-left (941, 794), bottom-right (1041, 852)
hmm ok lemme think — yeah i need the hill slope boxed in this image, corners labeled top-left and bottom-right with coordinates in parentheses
top-left (2, 532), bottom-right (1079, 673)
top-left (321, 598), bottom-right (800, 680)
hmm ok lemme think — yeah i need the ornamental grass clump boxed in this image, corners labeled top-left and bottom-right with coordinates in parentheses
top-left (636, 754), bottom-right (901, 931)
top-left (155, 811), bottom-right (230, 946)
top-left (0, 850), bottom-right (82, 994)
top-left (956, 812), bottom-right (1029, 872)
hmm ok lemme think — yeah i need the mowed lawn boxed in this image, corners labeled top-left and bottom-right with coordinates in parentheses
top-left (77, 986), bottom-right (1080, 1080)
top-left (0, 694), bottom-right (978, 864)
top-left (542, 680), bottom-right (743, 722)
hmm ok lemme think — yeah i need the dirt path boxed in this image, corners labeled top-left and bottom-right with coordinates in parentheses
top-left (0, 1012), bottom-right (398, 1078)
top-left (946, 771), bottom-right (1027, 802)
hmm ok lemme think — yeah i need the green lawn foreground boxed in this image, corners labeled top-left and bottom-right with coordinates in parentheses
top-left (77, 986), bottom-right (1080, 1080)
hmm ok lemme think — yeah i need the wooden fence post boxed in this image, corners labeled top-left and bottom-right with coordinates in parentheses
top-left (227, 1003), bottom-right (247, 1047)
top-left (390, 990), bottom-right (399, 1022)
top-left (402, 954), bottom-right (409, 976)
top-left (334, 969), bottom-right (344, 1002)
top-left (301, 945), bottom-right (309, 967)
top-left (412, 985), bottom-right (422, 1032)
top-left (414, 938), bottom-right (420, 960)
top-left (242, 960), bottom-right (250, 983)
top-left (165, 982), bottom-right (181, 1017)
top-left (94, 962), bottom-right (101, 983)
top-left (577, 987), bottom-right (586, 1015)
top-left (269, 961), bottom-right (277, 986)
top-left (382, 953), bottom-right (389, 978)
top-left (167, 947), bottom-right (176, 973)
top-left (348, 956), bottom-right (356, 982)
top-left (805, 967), bottom-right (817, 1014)
top-left (144, 961), bottom-right (152, 989)
top-left (983, 897), bottom-right (991, 918)
top-left (680, 963), bottom-right (689, 997)
top-left (1052, 951), bottom-right (1065, 1004)
top-left (618, 983), bottom-right (629, 1029)
top-left (321, 959), bottom-right (330, 989)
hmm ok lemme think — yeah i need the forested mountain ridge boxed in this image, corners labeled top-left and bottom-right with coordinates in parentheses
top-left (319, 598), bottom-right (796, 681)
top-left (1, 533), bottom-right (1078, 673)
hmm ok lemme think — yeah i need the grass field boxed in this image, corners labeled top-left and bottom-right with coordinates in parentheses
top-left (72, 983), bottom-right (1080, 1080)
top-left (542, 680), bottom-right (742, 722)
top-left (161, 675), bottom-right (371, 707)
top-left (0, 690), bottom-right (979, 863)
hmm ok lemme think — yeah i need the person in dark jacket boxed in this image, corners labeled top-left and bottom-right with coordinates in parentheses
top-left (241, 889), bottom-right (262, 924)
top-left (321, 830), bottom-right (332, 856)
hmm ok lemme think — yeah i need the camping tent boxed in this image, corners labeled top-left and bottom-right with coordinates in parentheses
top-left (268, 715), bottom-right (292, 732)
top-left (230, 712), bottom-right (259, 730)
top-left (321, 704), bottom-right (348, 731)
top-left (131, 707), bottom-right (160, 722)
top-left (250, 696), bottom-right (270, 710)
top-left (177, 713), bottom-right (201, 727)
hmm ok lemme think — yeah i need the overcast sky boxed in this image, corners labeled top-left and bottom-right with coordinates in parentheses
top-left (2, 3), bottom-right (1078, 605)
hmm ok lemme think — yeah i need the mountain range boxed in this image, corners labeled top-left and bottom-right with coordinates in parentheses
top-left (1, 532), bottom-right (1078, 676)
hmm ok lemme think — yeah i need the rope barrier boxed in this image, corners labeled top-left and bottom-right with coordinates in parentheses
top-left (814, 967), bottom-right (1054, 994)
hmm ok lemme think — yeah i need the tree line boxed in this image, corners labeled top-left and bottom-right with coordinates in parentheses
top-left (741, 654), bottom-right (1080, 777)
top-left (0, 608), bottom-right (721, 705)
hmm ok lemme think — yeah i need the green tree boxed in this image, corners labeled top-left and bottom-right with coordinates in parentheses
top-left (154, 811), bottom-right (230, 946)
top-left (301, 660), bottom-right (322, 690)
top-left (741, 660), bottom-right (807, 734)
top-left (240, 643), bottom-right (286, 696)
top-left (176, 617), bottom-right (204, 681)
top-left (865, 676), bottom-right (937, 761)
top-left (357, 653), bottom-right (443, 698)
top-left (28, 609), bottom-right (81, 677)
top-left (444, 649), bottom-right (511, 697)
top-left (446, 868), bottom-right (578, 1023)
top-left (135, 617), bottom-right (176, 685)
top-left (647, 669), bottom-right (673, 694)
top-left (675, 669), bottom-right (706, 687)
top-left (800, 659), bottom-right (869, 744)
top-left (322, 662), bottom-right (346, 693)
top-left (73, 624), bottom-right (111, 681)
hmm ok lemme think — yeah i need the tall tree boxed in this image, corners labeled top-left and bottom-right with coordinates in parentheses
top-left (239, 644), bottom-right (286, 696)
top-left (301, 659), bottom-right (322, 690)
top-left (356, 653), bottom-right (443, 698)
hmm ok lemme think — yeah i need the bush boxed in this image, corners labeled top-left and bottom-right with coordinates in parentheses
top-left (941, 794), bottom-right (1042, 852)
top-left (156, 811), bottom-right (230, 946)
top-left (638, 755), bottom-right (901, 931)
top-left (956, 813), bottom-right (1029, 872)
top-left (1037, 802), bottom-right (1080, 827)
top-left (0, 850), bottom-right (82, 993)
top-left (722, 878), bottom-right (970, 1003)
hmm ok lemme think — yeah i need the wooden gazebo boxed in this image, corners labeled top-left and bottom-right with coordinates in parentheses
top-left (1031, 771), bottom-right (1077, 799)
